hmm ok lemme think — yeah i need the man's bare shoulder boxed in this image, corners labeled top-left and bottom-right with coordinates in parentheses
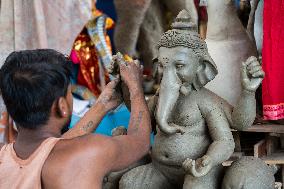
top-left (46, 133), bottom-right (113, 166)
top-left (58, 134), bottom-right (112, 150)
top-left (42, 134), bottom-right (114, 188)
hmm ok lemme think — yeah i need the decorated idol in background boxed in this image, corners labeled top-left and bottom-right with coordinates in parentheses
top-left (70, 7), bottom-right (115, 97)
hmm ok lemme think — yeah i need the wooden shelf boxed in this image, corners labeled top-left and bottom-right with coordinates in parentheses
top-left (232, 124), bottom-right (284, 133)
top-left (246, 124), bottom-right (284, 133)
top-left (261, 152), bottom-right (284, 165)
top-left (223, 152), bottom-right (284, 166)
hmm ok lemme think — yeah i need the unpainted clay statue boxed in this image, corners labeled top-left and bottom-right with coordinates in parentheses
top-left (103, 126), bottom-right (150, 189)
top-left (110, 10), bottom-right (267, 189)
top-left (222, 157), bottom-right (276, 189)
top-left (203, 0), bottom-right (258, 106)
top-left (103, 156), bottom-right (150, 189)
top-left (114, 0), bottom-right (195, 69)
top-left (114, 0), bottom-right (152, 59)
top-left (247, 0), bottom-right (263, 55)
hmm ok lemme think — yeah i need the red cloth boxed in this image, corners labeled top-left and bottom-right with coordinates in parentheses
top-left (262, 0), bottom-right (284, 120)
top-left (194, 0), bottom-right (208, 23)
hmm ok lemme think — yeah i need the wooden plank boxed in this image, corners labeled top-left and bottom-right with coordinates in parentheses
top-left (246, 124), bottom-right (284, 133)
top-left (254, 139), bottom-right (266, 158)
top-left (261, 152), bottom-right (284, 164)
top-left (232, 124), bottom-right (284, 133)
top-left (266, 135), bottom-right (279, 155)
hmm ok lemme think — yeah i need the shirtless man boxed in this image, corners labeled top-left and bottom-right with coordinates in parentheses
top-left (0, 49), bottom-right (151, 189)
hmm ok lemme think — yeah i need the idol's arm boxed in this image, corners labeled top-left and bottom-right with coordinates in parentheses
top-left (231, 56), bottom-right (264, 130)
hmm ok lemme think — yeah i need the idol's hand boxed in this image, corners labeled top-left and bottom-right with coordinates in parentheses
top-left (182, 155), bottom-right (213, 177)
top-left (241, 56), bottom-right (265, 92)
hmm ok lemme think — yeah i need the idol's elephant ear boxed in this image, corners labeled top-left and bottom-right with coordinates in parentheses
top-left (194, 56), bottom-right (218, 90)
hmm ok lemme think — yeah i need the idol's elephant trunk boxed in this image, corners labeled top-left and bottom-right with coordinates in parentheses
top-left (156, 68), bottom-right (182, 135)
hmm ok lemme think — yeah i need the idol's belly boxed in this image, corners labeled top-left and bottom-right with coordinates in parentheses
top-left (151, 127), bottom-right (211, 168)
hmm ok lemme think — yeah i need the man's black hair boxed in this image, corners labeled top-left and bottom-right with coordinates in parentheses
top-left (0, 49), bottom-right (72, 129)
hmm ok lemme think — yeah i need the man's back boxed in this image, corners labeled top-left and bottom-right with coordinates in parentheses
top-left (42, 134), bottom-right (114, 189)
top-left (0, 134), bottom-right (132, 189)
top-left (0, 137), bottom-right (60, 189)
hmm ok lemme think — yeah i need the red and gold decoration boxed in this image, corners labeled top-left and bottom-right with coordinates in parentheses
top-left (71, 8), bottom-right (114, 97)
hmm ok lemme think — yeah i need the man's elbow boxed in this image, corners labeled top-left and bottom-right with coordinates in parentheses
top-left (136, 136), bottom-right (151, 157)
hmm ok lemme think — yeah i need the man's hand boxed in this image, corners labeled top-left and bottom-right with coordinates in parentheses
top-left (113, 53), bottom-right (143, 95)
top-left (96, 79), bottom-right (122, 113)
top-left (93, 53), bottom-right (151, 173)
top-left (182, 155), bottom-right (213, 177)
top-left (241, 56), bottom-right (265, 92)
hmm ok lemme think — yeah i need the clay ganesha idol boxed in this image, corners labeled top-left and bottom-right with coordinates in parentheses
top-left (109, 10), bottom-right (274, 189)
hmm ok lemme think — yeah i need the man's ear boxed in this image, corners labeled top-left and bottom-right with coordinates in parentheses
top-left (196, 57), bottom-right (218, 87)
top-left (57, 97), bottom-right (69, 118)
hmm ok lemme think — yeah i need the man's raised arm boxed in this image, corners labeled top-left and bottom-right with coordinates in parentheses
top-left (97, 56), bottom-right (151, 172)
top-left (63, 79), bottom-right (122, 139)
